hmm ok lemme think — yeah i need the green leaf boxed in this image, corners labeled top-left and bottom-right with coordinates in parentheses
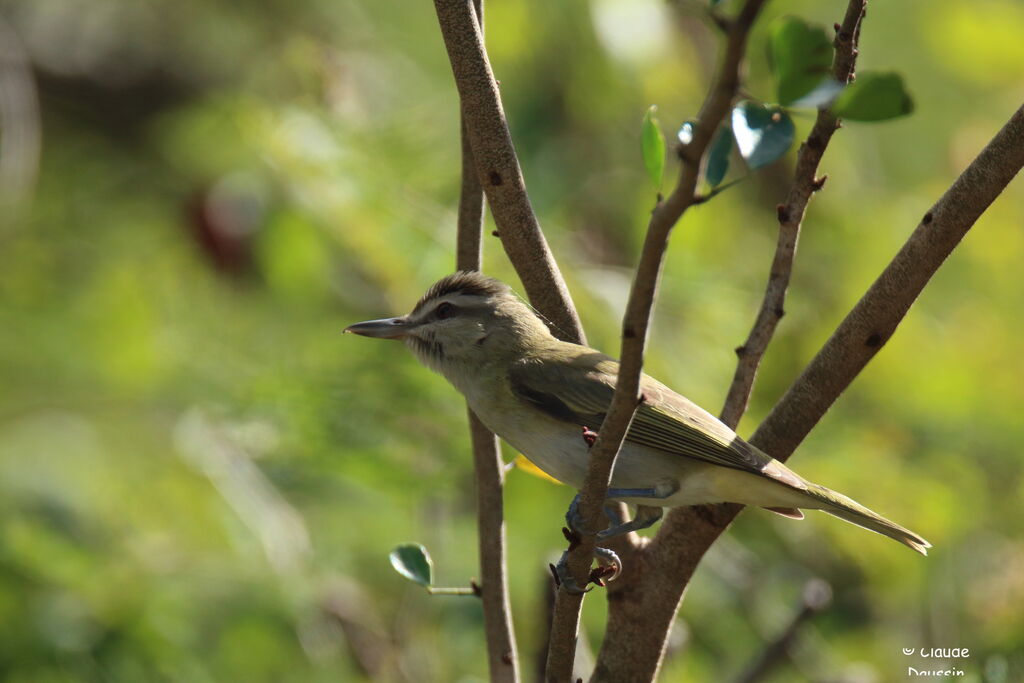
top-left (389, 544), bottom-right (433, 586)
top-left (831, 71), bottom-right (914, 121)
top-left (704, 127), bottom-right (732, 188)
top-left (641, 105), bottom-right (666, 189)
top-left (769, 17), bottom-right (834, 106)
top-left (731, 102), bottom-right (795, 170)
top-left (790, 78), bottom-right (844, 109)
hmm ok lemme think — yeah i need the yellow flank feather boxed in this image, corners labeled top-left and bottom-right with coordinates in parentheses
top-left (513, 454), bottom-right (564, 484)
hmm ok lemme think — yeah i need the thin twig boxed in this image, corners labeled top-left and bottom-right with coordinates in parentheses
top-left (454, 4), bottom-right (521, 681)
top-left (593, 102), bottom-right (1024, 682)
top-left (433, 0), bottom-right (585, 345)
top-left (733, 579), bottom-right (832, 683)
top-left (544, 2), bottom-right (769, 681)
top-left (720, 0), bottom-right (867, 429)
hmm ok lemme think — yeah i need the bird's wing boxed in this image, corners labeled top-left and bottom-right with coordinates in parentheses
top-left (508, 352), bottom-right (788, 479)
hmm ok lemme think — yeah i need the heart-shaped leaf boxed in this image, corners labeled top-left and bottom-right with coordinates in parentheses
top-left (769, 17), bottom-right (834, 106)
top-left (831, 71), bottom-right (914, 121)
top-left (390, 544), bottom-right (433, 586)
top-left (731, 102), bottom-right (795, 170)
top-left (704, 126), bottom-right (732, 187)
top-left (641, 105), bottom-right (666, 189)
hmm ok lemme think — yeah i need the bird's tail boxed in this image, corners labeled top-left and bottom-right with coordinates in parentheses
top-left (803, 483), bottom-right (931, 556)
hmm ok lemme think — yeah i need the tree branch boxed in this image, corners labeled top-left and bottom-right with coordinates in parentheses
top-left (544, 2), bottom-right (769, 681)
top-left (453, 4), bottom-right (521, 681)
top-left (433, 0), bottom-right (585, 345)
top-left (720, 0), bottom-right (867, 429)
top-left (593, 101), bottom-right (1024, 682)
top-left (732, 579), bottom-right (832, 683)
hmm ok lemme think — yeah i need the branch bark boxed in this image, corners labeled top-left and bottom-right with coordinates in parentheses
top-left (720, 0), bottom-right (866, 429)
top-left (433, 0), bottom-right (585, 345)
top-left (592, 102), bottom-right (1024, 682)
top-left (544, 2), bottom-right (769, 681)
top-left (454, 5), bottom-right (521, 681)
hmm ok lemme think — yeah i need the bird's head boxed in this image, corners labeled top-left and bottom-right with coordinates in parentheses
top-left (345, 272), bottom-right (553, 375)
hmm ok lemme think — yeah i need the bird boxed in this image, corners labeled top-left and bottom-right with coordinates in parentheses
top-left (345, 271), bottom-right (930, 555)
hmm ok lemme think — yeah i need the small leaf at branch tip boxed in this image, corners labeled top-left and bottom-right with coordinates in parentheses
top-left (389, 544), bottom-right (434, 586)
top-left (704, 126), bottom-right (732, 188)
top-left (641, 106), bottom-right (666, 189)
top-left (677, 120), bottom-right (696, 145)
top-left (732, 101), bottom-right (795, 169)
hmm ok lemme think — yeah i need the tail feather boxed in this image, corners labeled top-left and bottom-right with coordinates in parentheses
top-left (804, 484), bottom-right (931, 556)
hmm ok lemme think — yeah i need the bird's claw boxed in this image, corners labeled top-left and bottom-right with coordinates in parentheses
top-left (564, 494), bottom-right (592, 535)
top-left (551, 552), bottom-right (592, 594)
top-left (550, 546), bottom-right (622, 593)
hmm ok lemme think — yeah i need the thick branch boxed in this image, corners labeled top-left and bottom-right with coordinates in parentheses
top-left (454, 5), bottom-right (520, 681)
top-left (433, 0), bottom-right (585, 345)
top-left (544, 2), bottom-right (769, 681)
top-left (720, 0), bottom-right (866, 429)
top-left (594, 102), bottom-right (1024, 682)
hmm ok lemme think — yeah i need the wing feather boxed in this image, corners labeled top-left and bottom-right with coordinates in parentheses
top-left (509, 349), bottom-right (785, 479)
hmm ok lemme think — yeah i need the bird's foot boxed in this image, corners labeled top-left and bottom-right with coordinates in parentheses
top-left (596, 504), bottom-right (664, 540)
top-left (549, 546), bottom-right (622, 594)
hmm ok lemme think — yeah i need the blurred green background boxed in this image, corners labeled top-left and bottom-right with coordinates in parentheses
top-left (0, 0), bottom-right (1022, 681)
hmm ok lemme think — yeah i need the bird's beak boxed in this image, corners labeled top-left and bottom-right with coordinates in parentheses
top-left (344, 316), bottom-right (413, 339)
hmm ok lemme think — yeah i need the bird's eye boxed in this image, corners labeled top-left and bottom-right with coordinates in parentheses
top-left (435, 302), bottom-right (456, 319)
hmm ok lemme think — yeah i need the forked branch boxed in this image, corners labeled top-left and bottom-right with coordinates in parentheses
top-left (545, 1), bottom-right (770, 681)
top-left (720, 0), bottom-right (867, 429)
top-left (593, 102), bottom-right (1024, 682)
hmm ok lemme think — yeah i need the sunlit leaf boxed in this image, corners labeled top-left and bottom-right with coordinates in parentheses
top-left (769, 16), bottom-right (834, 106)
top-left (641, 105), bottom-right (666, 189)
top-left (704, 127), bottom-right (732, 188)
top-left (677, 120), bottom-right (695, 145)
top-left (831, 71), bottom-right (914, 121)
top-left (731, 102), bottom-right (795, 169)
top-left (790, 78), bottom-right (845, 109)
top-left (389, 544), bottom-right (433, 586)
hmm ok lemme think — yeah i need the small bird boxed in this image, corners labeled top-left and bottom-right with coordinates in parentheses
top-left (346, 271), bottom-right (929, 555)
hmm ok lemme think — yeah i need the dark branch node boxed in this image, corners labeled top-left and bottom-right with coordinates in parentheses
top-left (471, 580), bottom-right (482, 597)
top-left (776, 204), bottom-right (790, 223)
top-left (922, 211), bottom-right (934, 225)
top-left (865, 332), bottom-right (883, 348)
top-left (775, 307), bottom-right (785, 318)
top-left (491, 230), bottom-right (500, 237)
top-left (735, 345), bottom-right (748, 357)
top-left (812, 175), bottom-right (828, 191)
top-left (807, 134), bottom-right (823, 150)
top-left (488, 171), bottom-right (503, 186)
top-left (502, 652), bottom-right (514, 665)
top-left (622, 325), bottom-right (638, 339)
top-left (562, 527), bottom-right (581, 551)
